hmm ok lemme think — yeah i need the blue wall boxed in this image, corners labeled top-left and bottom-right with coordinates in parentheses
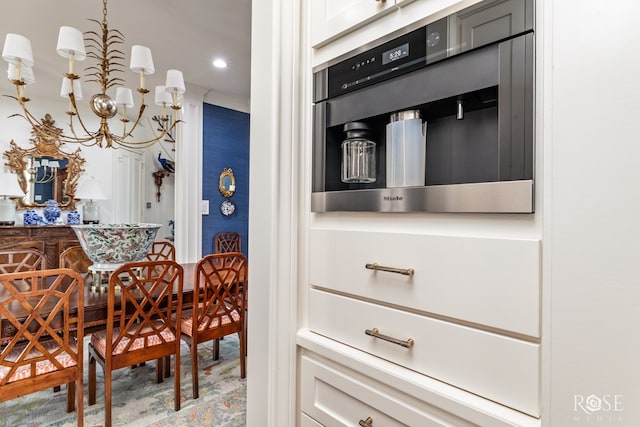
top-left (202, 103), bottom-right (250, 257)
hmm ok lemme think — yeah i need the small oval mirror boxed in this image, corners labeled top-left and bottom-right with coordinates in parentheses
top-left (219, 168), bottom-right (236, 198)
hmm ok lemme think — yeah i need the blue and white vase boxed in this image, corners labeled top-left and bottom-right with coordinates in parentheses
top-left (67, 210), bottom-right (81, 225)
top-left (43, 199), bottom-right (62, 224)
top-left (24, 209), bottom-right (39, 225)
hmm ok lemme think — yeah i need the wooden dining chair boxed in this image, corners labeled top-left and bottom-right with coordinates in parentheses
top-left (213, 231), bottom-right (241, 254)
top-left (0, 248), bottom-right (47, 274)
top-left (0, 268), bottom-right (84, 426)
top-left (146, 241), bottom-right (176, 261)
top-left (59, 246), bottom-right (93, 279)
top-left (88, 259), bottom-right (184, 427)
top-left (176, 252), bottom-right (247, 399)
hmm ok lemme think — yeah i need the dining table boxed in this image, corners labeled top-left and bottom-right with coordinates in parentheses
top-left (0, 262), bottom-right (199, 342)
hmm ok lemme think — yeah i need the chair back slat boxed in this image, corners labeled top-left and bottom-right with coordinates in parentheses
top-left (0, 249), bottom-right (47, 274)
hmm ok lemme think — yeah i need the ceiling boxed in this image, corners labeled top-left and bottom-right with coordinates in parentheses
top-left (0, 0), bottom-right (252, 105)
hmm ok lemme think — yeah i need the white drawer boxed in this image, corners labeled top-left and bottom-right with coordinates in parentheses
top-left (301, 412), bottom-right (323, 427)
top-left (308, 288), bottom-right (540, 417)
top-left (309, 228), bottom-right (541, 337)
top-left (301, 355), bottom-right (478, 427)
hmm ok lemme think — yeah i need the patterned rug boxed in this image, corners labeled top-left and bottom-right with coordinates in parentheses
top-left (0, 335), bottom-right (246, 427)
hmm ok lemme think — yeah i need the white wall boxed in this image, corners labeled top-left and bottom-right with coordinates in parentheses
top-left (543, 0), bottom-right (640, 425)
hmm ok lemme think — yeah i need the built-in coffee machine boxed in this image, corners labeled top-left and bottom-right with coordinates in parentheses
top-left (312, 0), bottom-right (534, 213)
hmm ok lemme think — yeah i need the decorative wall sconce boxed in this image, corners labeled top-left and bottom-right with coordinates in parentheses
top-left (152, 169), bottom-right (170, 202)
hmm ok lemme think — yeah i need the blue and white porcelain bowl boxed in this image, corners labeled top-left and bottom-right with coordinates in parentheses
top-left (71, 223), bottom-right (161, 270)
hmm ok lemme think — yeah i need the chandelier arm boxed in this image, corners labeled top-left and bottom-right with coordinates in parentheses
top-left (110, 119), bottom-right (182, 149)
top-left (119, 104), bottom-right (147, 140)
top-left (13, 96), bottom-right (48, 131)
top-left (67, 94), bottom-right (104, 141)
top-left (60, 124), bottom-right (101, 147)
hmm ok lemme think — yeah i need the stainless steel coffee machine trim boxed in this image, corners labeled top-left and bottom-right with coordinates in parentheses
top-left (311, 180), bottom-right (533, 213)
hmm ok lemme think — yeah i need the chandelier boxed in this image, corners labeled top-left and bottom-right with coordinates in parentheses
top-left (1, 0), bottom-right (185, 149)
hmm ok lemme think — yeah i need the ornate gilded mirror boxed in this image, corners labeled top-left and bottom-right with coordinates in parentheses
top-left (3, 114), bottom-right (85, 210)
top-left (218, 168), bottom-right (236, 198)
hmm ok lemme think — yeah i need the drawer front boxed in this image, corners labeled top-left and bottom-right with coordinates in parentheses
top-left (309, 228), bottom-right (540, 337)
top-left (0, 227), bottom-right (30, 237)
top-left (31, 226), bottom-right (76, 238)
top-left (301, 355), bottom-right (476, 427)
top-left (300, 412), bottom-right (323, 427)
top-left (308, 288), bottom-right (540, 417)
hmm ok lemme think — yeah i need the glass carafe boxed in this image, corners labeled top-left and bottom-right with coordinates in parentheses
top-left (341, 122), bottom-right (376, 183)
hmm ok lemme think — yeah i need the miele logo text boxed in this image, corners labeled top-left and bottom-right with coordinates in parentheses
top-left (383, 196), bottom-right (403, 201)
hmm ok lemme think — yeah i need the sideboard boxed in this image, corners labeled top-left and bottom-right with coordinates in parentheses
top-left (0, 225), bottom-right (80, 269)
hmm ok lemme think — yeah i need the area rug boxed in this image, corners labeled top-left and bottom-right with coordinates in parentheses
top-left (0, 335), bottom-right (246, 427)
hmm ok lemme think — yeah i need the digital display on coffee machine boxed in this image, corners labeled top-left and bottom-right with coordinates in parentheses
top-left (323, 27), bottom-right (426, 99)
top-left (382, 43), bottom-right (409, 65)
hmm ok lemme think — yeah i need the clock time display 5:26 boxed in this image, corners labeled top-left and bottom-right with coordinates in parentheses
top-left (382, 43), bottom-right (409, 65)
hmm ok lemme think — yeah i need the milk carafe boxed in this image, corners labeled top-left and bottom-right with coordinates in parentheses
top-left (386, 110), bottom-right (426, 187)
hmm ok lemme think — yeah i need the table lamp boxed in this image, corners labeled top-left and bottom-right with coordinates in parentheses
top-left (75, 176), bottom-right (107, 224)
top-left (0, 169), bottom-right (24, 225)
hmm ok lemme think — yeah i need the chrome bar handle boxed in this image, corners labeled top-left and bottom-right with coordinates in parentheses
top-left (365, 328), bottom-right (414, 349)
top-left (365, 263), bottom-right (414, 277)
top-left (359, 416), bottom-right (374, 427)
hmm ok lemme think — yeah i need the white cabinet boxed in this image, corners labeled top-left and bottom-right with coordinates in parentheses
top-left (300, 0), bottom-right (541, 425)
top-left (310, 0), bottom-right (397, 48)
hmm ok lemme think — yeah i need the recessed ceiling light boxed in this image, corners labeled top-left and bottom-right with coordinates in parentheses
top-left (213, 58), bottom-right (228, 69)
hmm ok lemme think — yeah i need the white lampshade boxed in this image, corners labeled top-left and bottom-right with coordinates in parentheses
top-left (8, 63), bottom-right (35, 84)
top-left (115, 87), bottom-right (134, 108)
top-left (154, 85), bottom-right (172, 106)
top-left (56, 26), bottom-right (86, 60)
top-left (165, 69), bottom-right (185, 94)
top-left (130, 45), bottom-right (155, 74)
top-left (0, 170), bottom-right (24, 197)
top-left (2, 33), bottom-right (34, 67)
top-left (60, 77), bottom-right (83, 100)
top-left (75, 177), bottom-right (107, 200)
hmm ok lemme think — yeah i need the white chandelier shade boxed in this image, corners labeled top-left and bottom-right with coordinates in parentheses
top-left (130, 45), bottom-right (155, 75)
top-left (115, 87), bottom-right (134, 108)
top-left (8, 63), bottom-right (35, 84)
top-left (60, 77), bottom-right (82, 100)
top-left (56, 26), bottom-right (87, 61)
top-left (1, 33), bottom-right (33, 67)
top-left (165, 69), bottom-right (186, 94)
top-left (155, 85), bottom-right (173, 106)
